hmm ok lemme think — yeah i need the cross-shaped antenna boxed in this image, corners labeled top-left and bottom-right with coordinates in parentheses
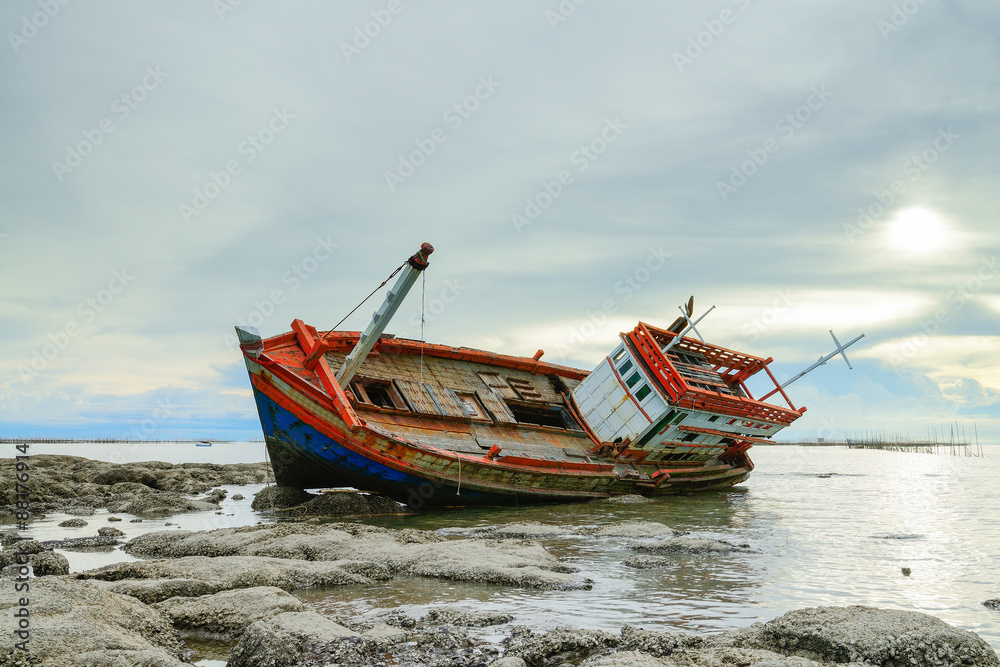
top-left (780, 330), bottom-right (865, 389)
top-left (663, 304), bottom-right (716, 352)
top-left (678, 304), bottom-right (705, 341)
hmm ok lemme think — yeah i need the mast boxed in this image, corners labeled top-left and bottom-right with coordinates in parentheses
top-left (335, 242), bottom-right (434, 389)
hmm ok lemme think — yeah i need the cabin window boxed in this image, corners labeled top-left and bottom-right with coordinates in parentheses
top-left (625, 372), bottom-right (641, 388)
top-left (506, 402), bottom-right (578, 430)
top-left (681, 433), bottom-right (699, 442)
top-left (707, 415), bottom-right (720, 423)
top-left (635, 384), bottom-right (652, 401)
top-left (350, 378), bottom-right (408, 410)
top-left (453, 392), bottom-right (488, 419)
top-left (611, 347), bottom-right (628, 364)
top-left (671, 411), bottom-right (687, 425)
top-left (617, 359), bottom-right (634, 376)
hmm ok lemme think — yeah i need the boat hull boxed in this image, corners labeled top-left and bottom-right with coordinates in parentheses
top-left (246, 358), bottom-right (752, 508)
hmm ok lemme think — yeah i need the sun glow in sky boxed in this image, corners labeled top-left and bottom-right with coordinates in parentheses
top-left (884, 207), bottom-right (955, 256)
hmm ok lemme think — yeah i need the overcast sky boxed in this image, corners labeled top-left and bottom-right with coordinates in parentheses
top-left (2, 1), bottom-right (998, 444)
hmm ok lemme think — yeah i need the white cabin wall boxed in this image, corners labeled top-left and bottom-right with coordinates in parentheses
top-left (571, 341), bottom-right (667, 444)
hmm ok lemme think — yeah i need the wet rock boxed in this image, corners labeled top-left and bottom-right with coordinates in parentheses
top-left (601, 494), bottom-right (652, 504)
top-left (0, 577), bottom-right (187, 666)
top-left (250, 485), bottom-right (312, 510)
top-left (231, 493), bottom-right (245, 501)
top-left (106, 482), bottom-right (218, 516)
top-left (92, 467), bottom-right (161, 488)
top-left (58, 518), bottom-right (88, 527)
top-left (204, 487), bottom-right (227, 504)
top-left (622, 555), bottom-right (675, 570)
top-left (301, 490), bottom-right (407, 516)
top-left (491, 658), bottom-right (528, 667)
top-left (0, 454), bottom-right (268, 515)
top-left (362, 622), bottom-right (411, 646)
top-left (983, 599), bottom-right (1000, 611)
top-left (30, 551), bottom-right (70, 576)
top-left (754, 605), bottom-right (1000, 666)
top-left (629, 536), bottom-right (757, 556)
top-left (98, 526), bottom-right (125, 537)
top-left (618, 625), bottom-right (703, 656)
top-left (578, 652), bottom-right (667, 667)
top-left (129, 518), bottom-right (143, 523)
top-left (0, 529), bottom-right (20, 546)
top-left (372, 609), bottom-right (418, 630)
top-left (485, 522), bottom-right (576, 540)
top-left (425, 607), bottom-right (514, 627)
top-left (902, 566), bottom-right (912, 576)
top-left (121, 523), bottom-right (590, 590)
top-left (418, 623), bottom-right (472, 651)
top-left (503, 626), bottom-right (620, 666)
top-left (227, 610), bottom-right (359, 667)
top-left (153, 585), bottom-right (306, 637)
top-left (102, 578), bottom-right (217, 604)
top-left (43, 536), bottom-right (121, 550)
top-left (0, 539), bottom-right (50, 569)
top-left (578, 521), bottom-right (676, 539)
top-left (77, 555), bottom-right (379, 595)
top-left (107, 516), bottom-right (123, 522)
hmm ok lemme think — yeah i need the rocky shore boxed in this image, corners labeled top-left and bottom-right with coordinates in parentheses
top-left (2, 568), bottom-right (998, 666)
top-left (0, 455), bottom-right (269, 516)
top-left (2, 516), bottom-right (999, 666)
top-left (1, 458), bottom-right (998, 666)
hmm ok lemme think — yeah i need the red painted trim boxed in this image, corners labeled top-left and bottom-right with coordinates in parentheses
top-left (562, 391), bottom-right (604, 448)
top-left (266, 322), bottom-right (590, 381)
top-left (626, 324), bottom-right (689, 401)
top-left (607, 357), bottom-right (654, 423)
top-left (287, 319), bottom-right (360, 428)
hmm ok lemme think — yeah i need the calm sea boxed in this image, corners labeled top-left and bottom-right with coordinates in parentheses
top-left (7, 441), bottom-right (999, 655)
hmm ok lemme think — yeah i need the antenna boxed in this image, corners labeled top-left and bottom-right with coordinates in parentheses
top-left (780, 330), bottom-right (865, 390)
top-left (662, 303), bottom-right (715, 352)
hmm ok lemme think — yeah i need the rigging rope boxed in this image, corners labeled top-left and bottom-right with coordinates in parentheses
top-left (321, 261), bottom-right (406, 341)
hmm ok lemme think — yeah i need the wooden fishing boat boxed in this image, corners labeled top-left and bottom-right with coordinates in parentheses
top-left (236, 243), bottom-right (816, 508)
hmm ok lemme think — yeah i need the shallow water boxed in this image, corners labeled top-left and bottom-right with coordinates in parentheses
top-left (6, 441), bottom-right (999, 660)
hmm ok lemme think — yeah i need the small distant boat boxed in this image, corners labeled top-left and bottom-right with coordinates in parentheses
top-left (196, 441), bottom-right (212, 447)
top-left (236, 243), bottom-right (854, 508)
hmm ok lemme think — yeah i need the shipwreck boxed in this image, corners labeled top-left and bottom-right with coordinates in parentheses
top-left (237, 243), bottom-right (849, 508)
